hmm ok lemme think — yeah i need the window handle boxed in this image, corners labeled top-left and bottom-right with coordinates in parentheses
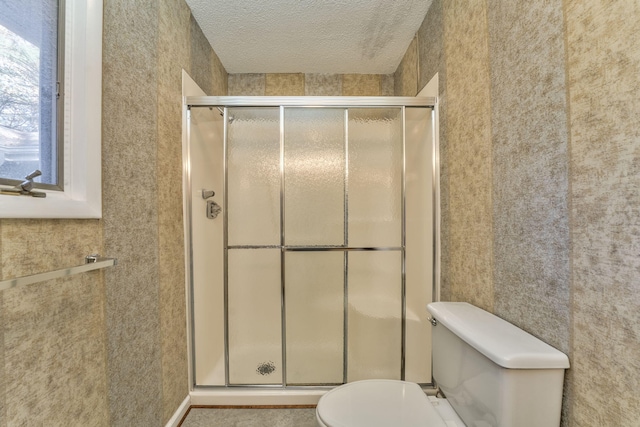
top-left (0, 170), bottom-right (46, 198)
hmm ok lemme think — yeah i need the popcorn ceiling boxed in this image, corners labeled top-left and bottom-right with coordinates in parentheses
top-left (184, 0), bottom-right (432, 74)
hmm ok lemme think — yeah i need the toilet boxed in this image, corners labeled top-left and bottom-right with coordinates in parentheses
top-left (316, 302), bottom-right (570, 427)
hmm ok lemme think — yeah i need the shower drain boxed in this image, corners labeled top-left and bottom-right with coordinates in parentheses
top-left (256, 361), bottom-right (276, 376)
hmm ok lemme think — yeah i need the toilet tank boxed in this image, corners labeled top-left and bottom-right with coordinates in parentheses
top-left (427, 302), bottom-right (569, 427)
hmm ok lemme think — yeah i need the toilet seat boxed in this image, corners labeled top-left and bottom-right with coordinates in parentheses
top-left (316, 380), bottom-right (451, 427)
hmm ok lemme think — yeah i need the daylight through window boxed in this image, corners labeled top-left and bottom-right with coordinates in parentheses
top-left (0, 0), bottom-right (63, 189)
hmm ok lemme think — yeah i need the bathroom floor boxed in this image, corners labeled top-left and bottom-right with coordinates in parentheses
top-left (179, 407), bottom-right (318, 427)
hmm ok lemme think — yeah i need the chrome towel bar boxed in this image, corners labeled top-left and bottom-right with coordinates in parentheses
top-left (0, 255), bottom-right (117, 292)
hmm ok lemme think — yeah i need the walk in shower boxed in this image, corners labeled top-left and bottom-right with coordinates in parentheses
top-left (184, 96), bottom-right (438, 390)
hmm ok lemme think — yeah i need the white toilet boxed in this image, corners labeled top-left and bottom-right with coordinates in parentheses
top-left (316, 302), bottom-right (570, 427)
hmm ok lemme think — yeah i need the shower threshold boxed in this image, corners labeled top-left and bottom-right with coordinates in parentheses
top-left (189, 384), bottom-right (437, 407)
top-left (190, 387), bottom-right (328, 406)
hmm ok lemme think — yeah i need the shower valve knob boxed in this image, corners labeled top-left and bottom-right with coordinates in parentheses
top-left (207, 200), bottom-right (222, 219)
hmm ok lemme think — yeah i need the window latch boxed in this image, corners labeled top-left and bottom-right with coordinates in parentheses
top-left (0, 170), bottom-right (47, 198)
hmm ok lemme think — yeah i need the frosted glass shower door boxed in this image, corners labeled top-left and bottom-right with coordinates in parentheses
top-left (283, 108), bottom-right (346, 385)
top-left (282, 107), bottom-right (406, 384)
top-left (348, 109), bottom-right (403, 247)
top-left (215, 102), bottom-right (434, 387)
top-left (347, 251), bottom-right (402, 381)
top-left (227, 108), bottom-right (280, 246)
top-left (284, 108), bottom-right (345, 246)
top-left (227, 249), bottom-right (282, 385)
top-left (346, 109), bottom-right (403, 381)
top-left (405, 107), bottom-right (434, 383)
top-left (226, 108), bottom-right (282, 385)
top-left (285, 251), bottom-right (344, 385)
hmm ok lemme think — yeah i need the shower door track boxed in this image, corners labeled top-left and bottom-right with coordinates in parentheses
top-left (186, 96), bottom-right (438, 390)
top-left (227, 246), bottom-right (403, 251)
top-left (186, 96), bottom-right (436, 108)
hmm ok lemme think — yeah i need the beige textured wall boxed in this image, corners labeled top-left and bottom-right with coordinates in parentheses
top-left (0, 1), bottom-right (227, 426)
top-left (0, 220), bottom-right (108, 426)
top-left (304, 74), bottom-right (343, 96)
top-left (565, 1), bottom-right (640, 425)
top-left (488, 0), bottom-right (571, 354)
top-left (398, 0), bottom-right (640, 425)
top-left (486, 2), bottom-right (572, 422)
top-left (158, 0), bottom-right (194, 422)
top-left (103, 0), bottom-right (227, 425)
top-left (394, 36), bottom-right (418, 97)
top-left (228, 73), bottom-right (394, 96)
top-left (102, 0), bottom-right (164, 423)
top-left (442, 0), bottom-right (495, 311)
top-left (266, 73), bottom-right (305, 95)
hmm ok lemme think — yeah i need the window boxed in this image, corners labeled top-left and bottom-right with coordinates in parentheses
top-left (0, 0), bottom-right (62, 189)
top-left (0, 0), bottom-right (102, 218)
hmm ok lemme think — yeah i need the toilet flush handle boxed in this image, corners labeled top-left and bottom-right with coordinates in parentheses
top-left (427, 316), bottom-right (438, 326)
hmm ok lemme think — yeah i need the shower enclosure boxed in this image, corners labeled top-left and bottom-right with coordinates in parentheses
top-left (184, 96), bottom-right (437, 390)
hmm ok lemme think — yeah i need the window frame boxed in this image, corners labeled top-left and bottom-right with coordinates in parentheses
top-left (0, 0), bottom-right (66, 191)
top-left (0, 0), bottom-right (102, 218)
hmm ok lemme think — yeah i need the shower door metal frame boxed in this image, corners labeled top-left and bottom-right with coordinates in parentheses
top-left (185, 96), bottom-right (438, 390)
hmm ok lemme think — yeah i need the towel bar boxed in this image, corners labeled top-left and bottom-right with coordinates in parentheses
top-left (0, 255), bottom-right (117, 291)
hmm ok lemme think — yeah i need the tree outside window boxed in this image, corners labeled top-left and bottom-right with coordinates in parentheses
top-left (0, 0), bottom-right (61, 188)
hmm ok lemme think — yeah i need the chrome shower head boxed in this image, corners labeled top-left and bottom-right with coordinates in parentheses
top-left (215, 107), bottom-right (234, 123)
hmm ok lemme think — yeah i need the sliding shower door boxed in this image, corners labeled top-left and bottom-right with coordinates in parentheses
top-left (283, 108), bottom-right (346, 385)
top-left (187, 98), bottom-right (435, 388)
top-left (226, 108), bottom-right (282, 385)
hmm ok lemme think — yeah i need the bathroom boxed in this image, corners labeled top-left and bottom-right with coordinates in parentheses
top-left (0, 0), bottom-right (639, 426)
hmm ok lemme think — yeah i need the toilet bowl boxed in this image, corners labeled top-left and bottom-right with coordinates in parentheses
top-left (315, 302), bottom-right (570, 427)
top-left (316, 379), bottom-right (465, 427)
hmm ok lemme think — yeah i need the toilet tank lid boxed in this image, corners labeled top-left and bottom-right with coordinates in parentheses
top-left (427, 302), bottom-right (570, 369)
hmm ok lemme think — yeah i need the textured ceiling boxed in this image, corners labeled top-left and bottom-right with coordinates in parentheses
top-left (184, 0), bottom-right (433, 74)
